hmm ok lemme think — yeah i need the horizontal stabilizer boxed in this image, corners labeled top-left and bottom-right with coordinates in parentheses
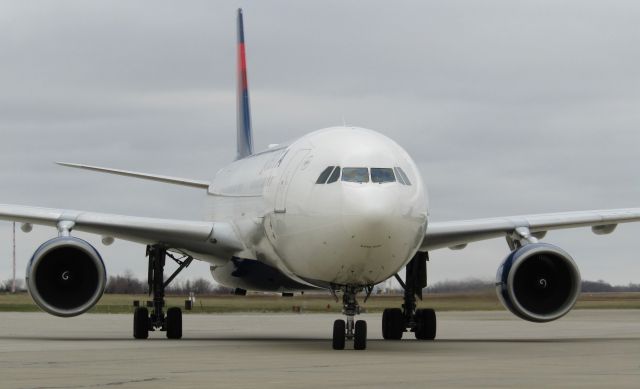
top-left (57, 162), bottom-right (210, 189)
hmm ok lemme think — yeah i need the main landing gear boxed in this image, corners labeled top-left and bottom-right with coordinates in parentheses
top-left (133, 245), bottom-right (193, 340)
top-left (331, 285), bottom-right (372, 350)
top-left (382, 252), bottom-right (437, 341)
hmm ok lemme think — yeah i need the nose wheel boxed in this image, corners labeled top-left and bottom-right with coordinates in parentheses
top-left (332, 320), bottom-right (368, 351)
top-left (331, 285), bottom-right (369, 350)
top-left (353, 319), bottom-right (367, 350)
top-left (332, 319), bottom-right (345, 349)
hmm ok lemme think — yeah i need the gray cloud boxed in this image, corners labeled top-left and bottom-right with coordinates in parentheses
top-left (1, 0), bottom-right (639, 286)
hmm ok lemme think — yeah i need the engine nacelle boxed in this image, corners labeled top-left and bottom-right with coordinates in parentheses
top-left (496, 243), bottom-right (581, 323)
top-left (26, 237), bottom-right (106, 317)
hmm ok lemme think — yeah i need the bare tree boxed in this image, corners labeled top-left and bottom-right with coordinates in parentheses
top-left (1, 278), bottom-right (25, 292)
top-left (105, 270), bottom-right (145, 294)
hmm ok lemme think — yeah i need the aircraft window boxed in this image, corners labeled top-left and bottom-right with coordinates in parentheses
top-left (394, 167), bottom-right (406, 185)
top-left (327, 166), bottom-right (341, 183)
top-left (395, 167), bottom-right (411, 185)
top-left (371, 168), bottom-right (395, 183)
top-left (342, 167), bottom-right (369, 183)
top-left (316, 166), bottom-right (334, 184)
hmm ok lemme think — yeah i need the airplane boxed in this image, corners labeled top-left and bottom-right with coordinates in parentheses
top-left (1, 8), bottom-right (639, 350)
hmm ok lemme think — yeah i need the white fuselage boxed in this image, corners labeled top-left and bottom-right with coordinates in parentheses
top-left (205, 127), bottom-right (428, 288)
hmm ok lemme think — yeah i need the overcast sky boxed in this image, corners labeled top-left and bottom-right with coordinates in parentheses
top-left (1, 0), bottom-right (639, 287)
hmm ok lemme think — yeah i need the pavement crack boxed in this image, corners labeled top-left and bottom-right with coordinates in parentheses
top-left (23, 377), bottom-right (162, 389)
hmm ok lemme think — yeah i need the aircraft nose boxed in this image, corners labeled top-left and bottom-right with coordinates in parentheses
top-left (341, 186), bottom-right (397, 245)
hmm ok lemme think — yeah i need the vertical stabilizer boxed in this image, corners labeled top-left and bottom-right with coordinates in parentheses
top-left (236, 8), bottom-right (254, 159)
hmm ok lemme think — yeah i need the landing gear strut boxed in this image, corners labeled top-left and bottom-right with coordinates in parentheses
top-left (133, 245), bottom-right (193, 340)
top-left (382, 252), bottom-right (437, 340)
top-left (331, 285), bottom-right (370, 350)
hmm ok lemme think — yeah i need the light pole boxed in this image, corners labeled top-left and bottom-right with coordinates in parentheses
top-left (11, 221), bottom-right (16, 294)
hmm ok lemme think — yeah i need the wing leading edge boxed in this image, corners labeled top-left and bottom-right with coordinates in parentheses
top-left (422, 208), bottom-right (640, 251)
top-left (0, 204), bottom-right (243, 264)
top-left (56, 162), bottom-right (210, 189)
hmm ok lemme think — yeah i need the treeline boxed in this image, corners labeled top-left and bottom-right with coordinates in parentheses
top-left (581, 280), bottom-right (640, 293)
top-left (425, 278), bottom-right (640, 294)
top-left (103, 276), bottom-right (640, 295)
top-left (427, 278), bottom-right (494, 294)
top-left (2, 276), bottom-right (639, 294)
top-left (104, 274), bottom-right (233, 295)
top-left (0, 276), bottom-right (233, 295)
top-left (0, 278), bottom-right (25, 292)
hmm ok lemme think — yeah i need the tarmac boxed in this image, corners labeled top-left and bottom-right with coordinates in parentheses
top-left (0, 310), bottom-right (639, 388)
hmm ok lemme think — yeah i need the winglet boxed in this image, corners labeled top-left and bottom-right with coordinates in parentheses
top-left (236, 8), bottom-right (254, 160)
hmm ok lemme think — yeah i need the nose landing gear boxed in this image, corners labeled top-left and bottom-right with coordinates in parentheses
top-left (331, 285), bottom-right (371, 350)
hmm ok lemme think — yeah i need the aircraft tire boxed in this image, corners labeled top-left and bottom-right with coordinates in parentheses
top-left (382, 308), bottom-right (404, 340)
top-left (354, 320), bottom-right (367, 350)
top-left (166, 307), bottom-right (182, 339)
top-left (133, 307), bottom-right (149, 339)
top-left (414, 308), bottom-right (436, 340)
top-left (332, 319), bottom-right (346, 350)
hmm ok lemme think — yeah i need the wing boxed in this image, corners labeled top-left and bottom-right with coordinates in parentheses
top-left (422, 208), bottom-right (640, 251)
top-left (56, 162), bottom-right (210, 189)
top-left (0, 204), bottom-right (244, 263)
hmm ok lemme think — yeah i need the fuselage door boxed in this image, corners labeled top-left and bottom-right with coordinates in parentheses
top-left (274, 149), bottom-right (310, 213)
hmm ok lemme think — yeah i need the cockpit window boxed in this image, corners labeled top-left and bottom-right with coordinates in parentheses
top-left (327, 166), bottom-right (341, 183)
top-left (316, 166), bottom-right (334, 184)
top-left (398, 168), bottom-right (411, 185)
top-left (342, 167), bottom-right (369, 183)
top-left (371, 168), bottom-right (395, 183)
top-left (394, 167), bottom-right (406, 185)
top-left (317, 166), bottom-right (408, 185)
top-left (394, 167), bottom-right (411, 185)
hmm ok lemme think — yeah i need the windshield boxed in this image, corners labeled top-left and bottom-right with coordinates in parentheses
top-left (316, 166), bottom-right (334, 184)
top-left (395, 167), bottom-right (411, 185)
top-left (315, 166), bottom-right (407, 185)
top-left (371, 168), bottom-right (395, 183)
top-left (341, 167), bottom-right (369, 183)
top-left (327, 166), bottom-right (341, 183)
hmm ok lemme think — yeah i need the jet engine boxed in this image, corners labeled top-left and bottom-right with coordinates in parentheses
top-left (26, 237), bottom-right (106, 317)
top-left (496, 242), bottom-right (581, 322)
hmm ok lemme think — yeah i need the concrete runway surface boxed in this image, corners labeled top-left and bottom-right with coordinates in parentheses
top-left (0, 310), bottom-right (639, 388)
